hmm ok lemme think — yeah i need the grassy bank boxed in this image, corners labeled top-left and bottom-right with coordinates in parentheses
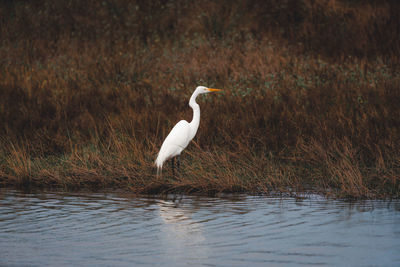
top-left (1, 0), bottom-right (399, 198)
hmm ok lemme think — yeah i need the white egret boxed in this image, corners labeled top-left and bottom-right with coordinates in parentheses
top-left (155, 86), bottom-right (222, 175)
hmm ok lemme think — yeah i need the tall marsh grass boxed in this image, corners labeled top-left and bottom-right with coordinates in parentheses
top-left (0, 0), bottom-right (399, 198)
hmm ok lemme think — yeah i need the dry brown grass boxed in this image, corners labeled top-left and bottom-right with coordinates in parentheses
top-left (0, 0), bottom-right (399, 198)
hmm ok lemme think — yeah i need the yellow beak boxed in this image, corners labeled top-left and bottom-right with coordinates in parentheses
top-left (207, 88), bottom-right (222, 92)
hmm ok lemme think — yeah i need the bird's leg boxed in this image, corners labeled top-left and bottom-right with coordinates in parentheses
top-left (171, 157), bottom-right (175, 177)
top-left (177, 155), bottom-right (181, 175)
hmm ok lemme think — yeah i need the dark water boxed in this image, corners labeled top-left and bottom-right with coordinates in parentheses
top-left (1, 189), bottom-right (399, 266)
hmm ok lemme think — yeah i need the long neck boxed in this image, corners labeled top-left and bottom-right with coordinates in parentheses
top-left (189, 91), bottom-right (201, 140)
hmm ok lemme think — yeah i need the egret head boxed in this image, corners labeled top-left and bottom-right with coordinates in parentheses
top-left (196, 86), bottom-right (222, 94)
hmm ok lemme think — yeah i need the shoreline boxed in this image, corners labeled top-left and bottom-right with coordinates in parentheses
top-left (1, 152), bottom-right (398, 200)
top-left (0, 184), bottom-right (396, 200)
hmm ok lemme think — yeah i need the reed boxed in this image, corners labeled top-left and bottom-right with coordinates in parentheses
top-left (0, 0), bottom-right (399, 198)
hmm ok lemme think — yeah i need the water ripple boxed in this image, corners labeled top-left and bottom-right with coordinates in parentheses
top-left (1, 190), bottom-right (400, 266)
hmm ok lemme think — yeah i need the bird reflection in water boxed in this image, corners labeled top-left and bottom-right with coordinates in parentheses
top-left (157, 199), bottom-right (210, 263)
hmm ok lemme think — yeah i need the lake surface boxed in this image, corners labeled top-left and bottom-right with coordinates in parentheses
top-left (1, 189), bottom-right (399, 266)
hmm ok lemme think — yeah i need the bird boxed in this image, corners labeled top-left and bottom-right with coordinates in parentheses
top-left (155, 86), bottom-right (222, 175)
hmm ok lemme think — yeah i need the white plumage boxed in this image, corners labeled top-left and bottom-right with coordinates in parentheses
top-left (155, 86), bottom-right (221, 174)
top-left (155, 120), bottom-right (191, 166)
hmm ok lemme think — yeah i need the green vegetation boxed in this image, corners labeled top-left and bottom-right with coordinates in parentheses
top-left (1, 0), bottom-right (399, 198)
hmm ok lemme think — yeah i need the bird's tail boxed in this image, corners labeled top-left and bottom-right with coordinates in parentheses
top-left (155, 154), bottom-right (163, 177)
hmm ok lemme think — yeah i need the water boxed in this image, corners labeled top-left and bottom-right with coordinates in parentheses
top-left (1, 189), bottom-right (399, 266)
